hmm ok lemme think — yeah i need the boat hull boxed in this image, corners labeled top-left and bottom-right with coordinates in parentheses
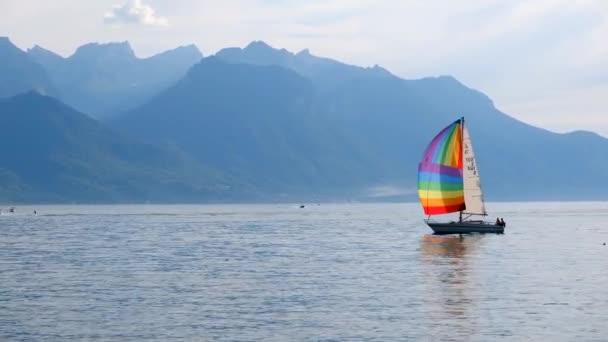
top-left (426, 220), bottom-right (504, 234)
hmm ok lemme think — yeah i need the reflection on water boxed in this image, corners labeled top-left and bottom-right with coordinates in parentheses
top-left (419, 234), bottom-right (485, 340)
top-left (420, 234), bottom-right (475, 258)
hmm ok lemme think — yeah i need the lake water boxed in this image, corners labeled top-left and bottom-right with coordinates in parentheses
top-left (1, 202), bottom-right (608, 341)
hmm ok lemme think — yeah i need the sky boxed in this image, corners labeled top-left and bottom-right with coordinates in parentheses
top-left (1, 0), bottom-right (606, 136)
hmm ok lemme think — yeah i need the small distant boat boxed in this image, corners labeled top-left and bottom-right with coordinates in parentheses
top-left (417, 117), bottom-right (504, 234)
top-left (0, 207), bottom-right (15, 216)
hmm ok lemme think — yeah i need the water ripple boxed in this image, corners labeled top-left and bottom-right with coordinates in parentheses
top-left (1, 203), bottom-right (607, 341)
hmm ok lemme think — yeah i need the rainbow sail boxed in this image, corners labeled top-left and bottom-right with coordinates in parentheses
top-left (417, 119), bottom-right (466, 215)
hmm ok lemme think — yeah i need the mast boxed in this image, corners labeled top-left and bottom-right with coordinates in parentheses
top-left (459, 117), bottom-right (464, 222)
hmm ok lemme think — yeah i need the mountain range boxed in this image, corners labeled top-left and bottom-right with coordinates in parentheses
top-left (0, 37), bottom-right (58, 99)
top-left (1, 36), bottom-right (606, 202)
top-left (0, 91), bottom-right (251, 203)
top-left (27, 41), bottom-right (202, 118)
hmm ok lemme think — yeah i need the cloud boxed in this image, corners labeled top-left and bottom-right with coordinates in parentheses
top-left (104, 0), bottom-right (168, 27)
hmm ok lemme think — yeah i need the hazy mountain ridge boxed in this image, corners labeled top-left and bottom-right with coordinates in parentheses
top-left (0, 37), bottom-right (59, 99)
top-left (1, 37), bottom-right (607, 202)
top-left (216, 41), bottom-right (394, 91)
top-left (119, 41), bottom-right (608, 200)
top-left (27, 41), bottom-right (203, 118)
top-left (113, 57), bottom-right (375, 198)
top-left (0, 92), bottom-right (251, 202)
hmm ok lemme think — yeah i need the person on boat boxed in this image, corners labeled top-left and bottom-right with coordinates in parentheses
top-left (500, 218), bottom-right (506, 227)
top-left (495, 218), bottom-right (500, 226)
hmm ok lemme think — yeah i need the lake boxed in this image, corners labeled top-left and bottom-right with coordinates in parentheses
top-left (1, 202), bottom-right (608, 341)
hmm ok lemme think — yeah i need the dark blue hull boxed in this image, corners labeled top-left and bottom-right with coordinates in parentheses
top-left (426, 220), bottom-right (504, 234)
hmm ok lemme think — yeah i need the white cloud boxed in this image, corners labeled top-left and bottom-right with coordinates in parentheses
top-left (104, 0), bottom-right (168, 27)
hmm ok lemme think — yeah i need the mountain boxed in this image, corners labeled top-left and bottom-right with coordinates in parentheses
top-left (116, 41), bottom-right (608, 201)
top-left (112, 57), bottom-right (374, 198)
top-left (27, 42), bottom-right (203, 118)
top-left (0, 92), bottom-right (248, 203)
top-left (4, 37), bottom-right (607, 202)
top-left (0, 37), bottom-right (58, 99)
top-left (322, 73), bottom-right (608, 200)
top-left (216, 41), bottom-right (393, 91)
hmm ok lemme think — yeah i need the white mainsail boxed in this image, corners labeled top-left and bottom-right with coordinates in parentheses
top-left (462, 123), bottom-right (487, 215)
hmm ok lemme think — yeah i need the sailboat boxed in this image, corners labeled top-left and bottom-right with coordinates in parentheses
top-left (417, 117), bottom-right (504, 234)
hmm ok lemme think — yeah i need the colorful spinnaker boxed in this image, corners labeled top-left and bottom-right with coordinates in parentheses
top-left (417, 119), bottom-right (465, 215)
